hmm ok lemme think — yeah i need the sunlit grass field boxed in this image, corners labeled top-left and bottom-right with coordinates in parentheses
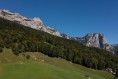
top-left (0, 48), bottom-right (114, 79)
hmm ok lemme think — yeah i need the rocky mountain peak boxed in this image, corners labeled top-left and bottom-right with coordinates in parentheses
top-left (0, 9), bottom-right (61, 37)
top-left (71, 33), bottom-right (115, 54)
top-left (33, 17), bottom-right (42, 22)
top-left (85, 33), bottom-right (108, 48)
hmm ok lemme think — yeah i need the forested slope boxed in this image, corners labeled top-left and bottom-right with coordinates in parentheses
top-left (0, 17), bottom-right (118, 71)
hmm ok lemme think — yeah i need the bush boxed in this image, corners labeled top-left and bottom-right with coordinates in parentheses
top-left (12, 48), bottom-right (20, 55)
top-left (0, 47), bottom-right (3, 52)
top-left (26, 55), bottom-right (30, 59)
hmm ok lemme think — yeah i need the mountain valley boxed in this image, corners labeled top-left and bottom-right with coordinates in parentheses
top-left (0, 9), bottom-right (118, 79)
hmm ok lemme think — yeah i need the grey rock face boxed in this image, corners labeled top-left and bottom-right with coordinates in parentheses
top-left (84, 33), bottom-right (107, 48)
top-left (72, 33), bottom-right (115, 54)
top-left (112, 44), bottom-right (118, 55)
top-left (61, 33), bottom-right (71, 39)
top-left (112, 44), bottom-right (118, 47)
top-left (0, 9), bottom-right (61, 37)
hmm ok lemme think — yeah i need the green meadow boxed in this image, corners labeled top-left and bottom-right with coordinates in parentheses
top-left (0, 48), bottom-right (114, 79)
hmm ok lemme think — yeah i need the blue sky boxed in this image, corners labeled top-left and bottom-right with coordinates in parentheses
top-left (0, 0), bottom-right (118, 44)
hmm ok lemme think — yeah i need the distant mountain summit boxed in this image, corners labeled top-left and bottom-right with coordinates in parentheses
top-left (82, 33), bottom-right (108, 48)
top-left (70, 33), bottom-right (115, 54)
top-left (0, 9), bottom-right (61, 37)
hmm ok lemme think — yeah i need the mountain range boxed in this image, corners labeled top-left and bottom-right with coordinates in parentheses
top-left (0, 9), bottom-right (61, 37)
top-left (0, 9), bottom-right (117, 54)
top-left (0, 10), bottom-right (118, 75)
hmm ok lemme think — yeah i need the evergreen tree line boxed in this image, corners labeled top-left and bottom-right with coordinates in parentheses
top-left (0, 17), bottom-right (118, 71)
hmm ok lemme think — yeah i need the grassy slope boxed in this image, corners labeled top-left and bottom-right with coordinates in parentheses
top-left (0, 48), bottom-right (114, 79)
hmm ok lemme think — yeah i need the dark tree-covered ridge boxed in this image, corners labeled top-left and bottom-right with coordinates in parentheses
top-left (0, 17), bottom-right (118, 71)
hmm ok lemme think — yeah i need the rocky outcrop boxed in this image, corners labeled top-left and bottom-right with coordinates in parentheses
top-left (61, 33), bottom-right (70, 39)
top-left (71, 33), bottom-right (115, 54)
top-left (112, 44), bottom-right (118, 48)
top-left (0, 9), bottom-right (61, 37)
top-left (85, 33), bottom-right (107, 48)
top-left (112, 44), bottom-right (118, 55)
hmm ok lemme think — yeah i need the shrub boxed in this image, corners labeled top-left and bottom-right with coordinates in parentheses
top-left (0, 47), bottom-right (3, 52)
top-left (26, 55), bottom-right (30, 59)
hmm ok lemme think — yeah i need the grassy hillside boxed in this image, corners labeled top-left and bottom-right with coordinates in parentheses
top-left (0, 17), bottom-right (118, 70)
top-left (0, 48), bottom-right (114, 79)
